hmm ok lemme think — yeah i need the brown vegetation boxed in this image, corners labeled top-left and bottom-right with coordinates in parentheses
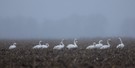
top-left (0, 38), bottom-right (135, 68)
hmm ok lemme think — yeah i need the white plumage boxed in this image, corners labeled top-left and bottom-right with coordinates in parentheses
top-left (100, 39), bottom-right (111, 49)
top-left (9, 43), bottom-right (16, 49)
top-left (86, 42), bottom-right (96, 49)
top-left (53, 39), bottom-right (65, 50)
top-left (95, 40), bottom-right (103, 49)
top-left (66, 39), bottom-right (78, 49)
top-left (42, 43), bottom-right (49, 48)
top-left (33, 41), bottom-right (42, 49)
top-left (116, 37), bottom-right (125, 48)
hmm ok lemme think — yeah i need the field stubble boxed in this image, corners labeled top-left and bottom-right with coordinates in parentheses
top-left (0, 38), bottom-right (135, 68)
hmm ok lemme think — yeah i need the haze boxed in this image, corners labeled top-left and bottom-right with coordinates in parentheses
top-left (0, 0), bottom-right (135, 39)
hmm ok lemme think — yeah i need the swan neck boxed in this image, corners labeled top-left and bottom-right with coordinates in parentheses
top-left (62, 43), bottom-right (64, 46)
top-left (60, 41), bottom-right (64, 45)
top-left (39, 42), bottom-right (41, 45)
top-left (60, 39), bottom-right (64, 45)
top-left (107, 40), bottom-right (110, 45)
top-left (99, 40), bottom-right (102, 44)
top-left (74, 40), bottom-right (77, 46)
top-left (119, 38), bottom-right (123, 44)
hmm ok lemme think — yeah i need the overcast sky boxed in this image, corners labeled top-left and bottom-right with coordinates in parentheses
top-left (0, 0), bottom-right (135, 39)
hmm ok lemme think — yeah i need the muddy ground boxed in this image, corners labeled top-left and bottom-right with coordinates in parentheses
top-left (0, 38), bottom-right (135, 68)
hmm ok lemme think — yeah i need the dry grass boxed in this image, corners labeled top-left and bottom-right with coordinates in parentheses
top-left (0, 38), bottom-right (135, 68)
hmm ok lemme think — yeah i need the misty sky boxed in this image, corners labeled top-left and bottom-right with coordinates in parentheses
top-left (0, 0), bottom-right (135, 39)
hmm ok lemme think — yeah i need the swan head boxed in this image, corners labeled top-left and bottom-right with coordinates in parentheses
top-left (118, 37), bottom-right (122, 40)
top-left (75, 40), bottom-right (78, 43)
top-left (99, 40), bottom-right (103, 43)
top-left (73, 38), bottom-right (77, 42)
top-left (13, 43), bottom-right (17, 45)
top-left (61, 39), bottom-right (64, 43)
top-left (39, 41), bottom-right (42, 45)
top-left (73, 38), bottom-right (78, 45)
top-left (39, 41), bottom-right (42, 43)
top-left (74, 39), bottom-right (78, 42)
top-left (46, 43), bottom-right (49, 46)
top-left (74, 38), bottom-right (77, 41)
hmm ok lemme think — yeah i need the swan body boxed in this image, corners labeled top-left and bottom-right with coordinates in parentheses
top-left (116, 38), bottom-right (125, 48)
top-left (42, 43), bottom-right (49, 48)
top-left (9, 43), bottom-right (16, 49)
top-left (66, 39), bottom-right (78, 49)
top-left (100, 39), bottom-right (111, 49)
top-left (33, 41), bottom-right (42, 49)
top-left (53, 39), bottom-right (65, 50)
top-left (86, 42), bottom-right (96, 49)
top-left (95, 40), bottom-right (103, 49)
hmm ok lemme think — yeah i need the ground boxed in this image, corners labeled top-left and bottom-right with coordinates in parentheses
top-left (0, 38), bottom-right (135, 68)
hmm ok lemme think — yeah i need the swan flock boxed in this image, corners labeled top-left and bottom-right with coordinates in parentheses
top-left (8, 38), bottom-right (125, 50)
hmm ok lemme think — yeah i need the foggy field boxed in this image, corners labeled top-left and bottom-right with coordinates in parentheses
top-left (0, 38), bottom-right (135, 68)
top-left (1, 0), bottom-right (135, 68)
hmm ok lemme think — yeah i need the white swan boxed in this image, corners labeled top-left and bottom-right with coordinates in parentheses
top-left (53, 39), bottom-right (65, 50)
top-left (95, 40), bottom-right (103, 49)
top-left (42, 43), bottom-right (49, 48)
top-left (86, 42), bottom-right (96, 49)
top-left (9, 43), bottom-right (16, 49)
top-left (100, 39), bottom-right (111, 49)
top-left (33, 41), bottom-right (42, 49)
top-left (116, 37), bottom-right (125, 48)
top-left (66, 39), bottom-right (78, 49)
